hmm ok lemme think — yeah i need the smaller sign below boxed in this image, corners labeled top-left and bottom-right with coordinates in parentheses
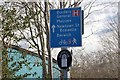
top-left (57, 50), bottom-right (72, 69)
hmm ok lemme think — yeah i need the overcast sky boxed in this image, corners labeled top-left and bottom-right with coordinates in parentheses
top-left (83, 0), bottom-right (118, 51)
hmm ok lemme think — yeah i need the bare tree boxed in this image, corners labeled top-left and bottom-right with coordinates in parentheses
top-left (70, 1), bottom-right (118, 78)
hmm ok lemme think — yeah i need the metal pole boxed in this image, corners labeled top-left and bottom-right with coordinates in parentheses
top-left (60, 1), bottom-right (69, 79)
top-left (61, 48), bottom-right (69, 80)
top-left (62, 69), bottom-right (68, 80)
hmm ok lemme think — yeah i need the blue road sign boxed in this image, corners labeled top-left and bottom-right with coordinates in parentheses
top-left (50, 7), bottom-right (82, 48)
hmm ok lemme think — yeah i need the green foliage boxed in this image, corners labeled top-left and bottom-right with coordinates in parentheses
top-left (2, 49), bottom-right (15, 79)
top-left (0, 4), bottom-right (32, 43)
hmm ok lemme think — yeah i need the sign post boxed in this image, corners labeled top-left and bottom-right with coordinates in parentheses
top-left (50, 7), bottom-right (83, 79)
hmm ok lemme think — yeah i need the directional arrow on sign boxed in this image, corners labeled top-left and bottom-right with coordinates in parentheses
top-left (52, 25), bottom-right (55, 33)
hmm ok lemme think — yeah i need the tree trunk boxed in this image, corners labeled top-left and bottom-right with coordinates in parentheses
top-left (38, 27), bottom-right (47, 80)
top-left (44, 1), bottom-right (53, 79)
